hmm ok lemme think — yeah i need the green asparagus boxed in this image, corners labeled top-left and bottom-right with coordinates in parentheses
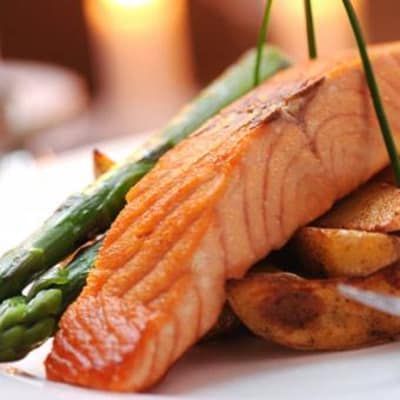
top-left (0, 242), bottom-right (100, 361)
top-left (28, 241), bottom-right (102, 307)
top-left (0, 46), bottom-right (290, 302)
top-left (0, 291), bottom-right (61, 361)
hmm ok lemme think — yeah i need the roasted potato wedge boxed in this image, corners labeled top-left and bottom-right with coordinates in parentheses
top-left (292, 227), bottom-right (400, 277)
top-left (317, 181), bottom-right (400, 232)
top-left (227, 264), bottom-right (400, 350)
top-left (93, 149), bottom-right (115, 178)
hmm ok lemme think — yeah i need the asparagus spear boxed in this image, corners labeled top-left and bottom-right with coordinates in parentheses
top-left (0, 243), bottom-right (100, 361)
top-left (0, 46), bottom-right (290, 302)
top-left (27, 241), bottom-right (102, 308)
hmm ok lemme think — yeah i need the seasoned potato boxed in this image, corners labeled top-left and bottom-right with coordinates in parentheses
top-left (93, 149), bottom-right (115, 178)
top-left (292, 227), bottom-right (400, 277)
top-left (227, 264), bottom-right (400, 350)
top-left (317, 181), bottom-right (400, 232)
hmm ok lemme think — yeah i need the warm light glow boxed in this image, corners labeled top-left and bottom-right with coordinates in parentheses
top-left (271, 0), bottom-right (364, 60)
top-left (277, 0), bottom-right (363, 20)
top-left (112, 0), bottom-right (153, 6)
top-left (83, 0), bottom-right (193, 133)
top-left (85, 0), bottom-right (172, 33)
top-left (278, 0), bottom-right (342, 19)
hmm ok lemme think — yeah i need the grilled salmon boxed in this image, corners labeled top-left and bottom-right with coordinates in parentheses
top-left (46, 43), bottom-right (400, 391)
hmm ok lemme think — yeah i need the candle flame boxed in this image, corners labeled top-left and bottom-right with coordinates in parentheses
top-left (85, 0), bottom-right (169, 33)
top-left (106, 0), bottom-right (158, 9)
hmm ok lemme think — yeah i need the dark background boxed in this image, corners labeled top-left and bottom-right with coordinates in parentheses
top-left (1, 0), bottom-right (399, 154)
top-left (2, 1), bottom-right (398, 94)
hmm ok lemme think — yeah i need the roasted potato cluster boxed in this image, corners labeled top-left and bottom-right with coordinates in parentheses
top-left (224, 168), bottom-right (400, 350)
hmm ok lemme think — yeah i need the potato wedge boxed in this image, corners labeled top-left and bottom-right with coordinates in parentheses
top-left (227, 264), bottom-right (400, 350)
top-left (93, 149), bottom-right (115, 178)
top-left (317, 181), bottom-right (400, 232)
top-left (292, 227), bottom-right (400, 277)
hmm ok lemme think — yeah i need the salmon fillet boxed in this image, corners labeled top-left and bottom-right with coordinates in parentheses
top-left (46, 43), bottom-right (400, 391)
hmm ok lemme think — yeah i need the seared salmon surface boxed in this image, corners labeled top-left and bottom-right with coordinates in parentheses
top-left (47, 43), bottom-right (400, 391)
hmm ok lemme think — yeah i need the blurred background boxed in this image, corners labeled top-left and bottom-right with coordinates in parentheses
top-left (0, 0), bottom-right (398, 158)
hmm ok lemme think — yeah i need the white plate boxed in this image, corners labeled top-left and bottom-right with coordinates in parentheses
top-left (1, 134), bottom-right (400, 399)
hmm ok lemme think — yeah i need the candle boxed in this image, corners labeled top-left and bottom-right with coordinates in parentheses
top-left (270, 0), bottom-right (365, 60)
top-left (84, 0), bottom-right (195, 135)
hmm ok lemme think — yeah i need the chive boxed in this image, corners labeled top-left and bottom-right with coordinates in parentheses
top-left (343, 0), bottom-right (400, 187)
top-left (254, 0), bottom-right (274, 87)
top-left (304, 0), bottom-right (317, 59)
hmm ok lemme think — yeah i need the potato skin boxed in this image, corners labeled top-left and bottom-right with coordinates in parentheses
top-left (227, 264), bottom-right (400, 350)
top-left (292, 227), bottom-right (400, 278)
top-left (316, 181), bottom-right (400, 232)
top-left (93, 149), bottom-right (115, 178)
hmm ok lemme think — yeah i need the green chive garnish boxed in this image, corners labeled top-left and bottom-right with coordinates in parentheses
top-left (254, 0), bottom-right (274, 87)
top-left (304, 0), bottom-right (317, 59)
top-left (343, 0), bottom-right (400, 186)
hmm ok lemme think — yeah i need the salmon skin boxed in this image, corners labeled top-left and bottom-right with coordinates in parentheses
top-left (47, 43), bottom-right (400, 391)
